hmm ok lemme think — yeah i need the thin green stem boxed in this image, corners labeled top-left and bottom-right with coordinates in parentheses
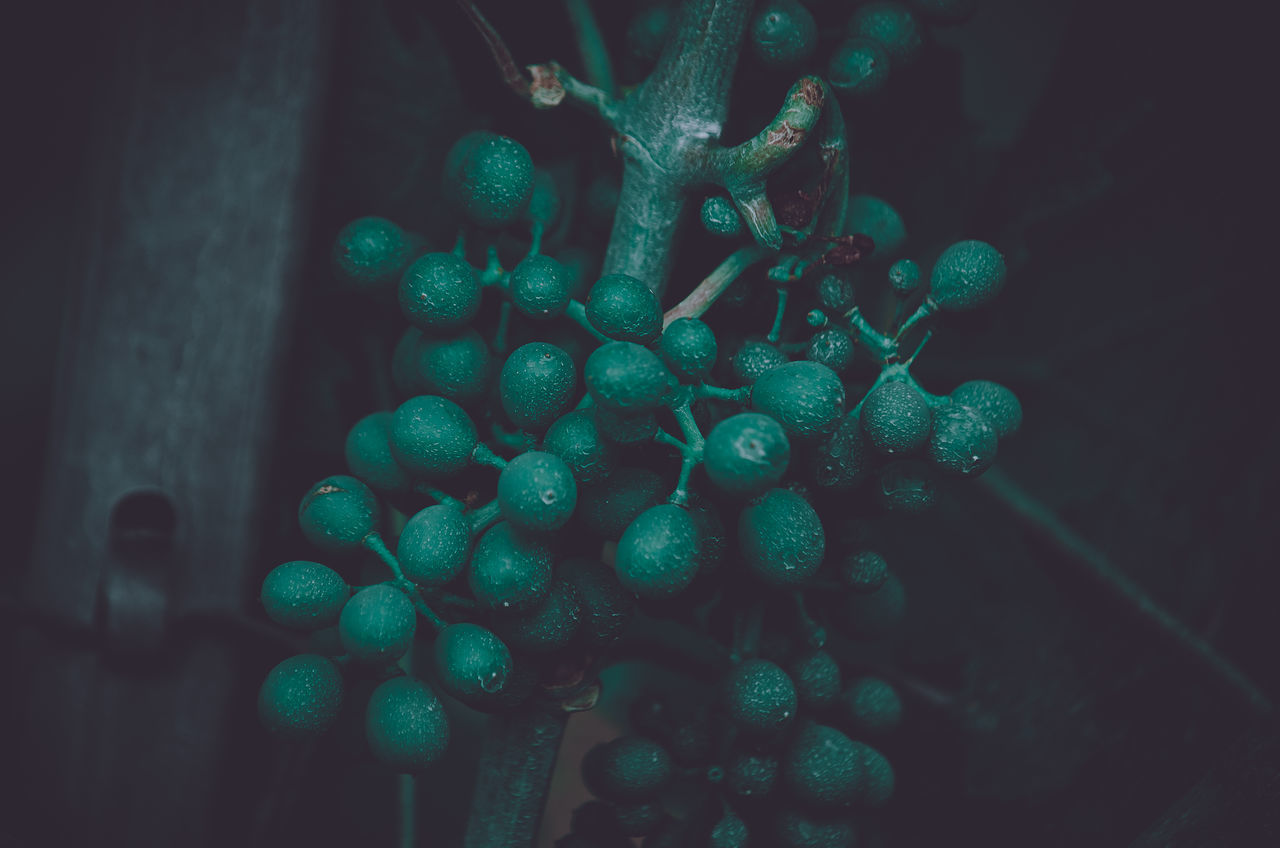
top-left (894, 298), bottom-right (938, 342)
top-left (471, 442), bottom-right (509, 470)
top-left (845, 305), bottom-right (895, 359)
top-left (412, 482), bottom-right (465, 511)
top-left (663, 244), bottom-right (772, 326)
top-left (767, 287), bottom-right (789, 344)
top-left (467, 497), bottom-right (504, 536)
top-left (493, 300), bottom-right (512, 354)
top-left (791, 591), bottom-right (826, 648)
top-left (565, 298), bottom-right (611, 342)
top-left (362, 534), bottom-right (449, 632)
top-left (695, 383), bottom-right (751, 403)
top-left (563, 0), bottom-right (615, 96)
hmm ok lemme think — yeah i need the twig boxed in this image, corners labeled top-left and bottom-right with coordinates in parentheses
top-left (662, 244), bottom-right (771, 326)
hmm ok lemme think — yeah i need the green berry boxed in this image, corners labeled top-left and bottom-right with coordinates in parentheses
top-left (494, 574), bottom-right (580, 653)
top-left (497, 450), bottom-right (578, 532)
top-left (845, 194), bottom-right (906, 258)
top-left (789, 649), bottom-right (842, 710)
top-left (843, 572), bottom-right (906, 637)
top-left (468, 522), bottom-right (552, 611)
top-left (724, 659), bottom-right (798, 734)
top-left (332, 216), bottom-right (414, 292)
top-left (577, 467), bottom-right (666, 539)
top-left (700, 195), bottom-right (744, 237)
top-left (855, 742), bottom-right (895, 807)
top-left (398, 252), bottom-right (481, 332)
top-left (829, 37), bottom-right (890, 98)
top-left (704, 412), bottom-right (791, 496)
top-left (509, 254), bottom-right (573, 319)
top-left (365, 676), bottom-right (450, 772)
top-left (888, 258), bottom-right (921, 297)
top-left (258, 654), bottom-right (344, 737)
top-left (592, 406), bottom-right (659, 446)
top-left (583, 736), bottom-right (673, 803)
top-left (751, 361), bottom-right (845, 441)
top-left (586, 274), bottom-right (662, 343)
top-left (927, 404), bottom-right (998, 476)
top-left (442, 131), bottom-right (491, 207)
top-left (561, 557), bottom-right (635, 646)
top-left (739, 488), bottom-right (825, 584)
top-left (261, 561), bottom-right (350, 630)
top-left (725, 752), bottom-right (778, 798)
top-left (397, 504), bottom-right (472, 588)
top-left (658, 317), bottom-right (717, 382)
top-left (615, 504), bottom-right (701, 598)
top-left (407, 327), bottom-right (492, 407)
top-left (928, 239), bottom-right (1006, 311)
top-left (454, 133), bottom-right (534, 229)
top-left (817, 275), bottom-right (854, 313)
top-left (750, 0), bottom-right (817, 67)
top-left (434, 622), bottom-right (513, 700)
top-left (338, 584), bottom-right (416, 664)
top-left (841, 677), bottom-right (902, 736)
top-left (710, 809), bottom-right (749, 848)
top-left (951, 380), bottom-right (1022, 438)
top-left (731, 340), bottom-right (787, 385)
top-left (774, 809), bottom-right (858, 848)
top-left (543, 410), bottom-right (616, 485)
top-left (298, 475), bottom-right (380, 552)
top-left (848, 1), bottom-right (923, 65)
top-left (860, 380), bottom-right (931, 455)
top-left (499, 342), bottom-right (577, 431)
top-left (783, 723), bottom-right (863, 807)
top-left (877, 459), bottom-right (936, 512)
top-left (345, 412), bottom-right (412, 493)
top-left (805, 329), bottom-right (854, 373)
top-left (807, 410), bottom-right (868, 489)
top-left (839, 551), bottom-right (888, 592)
top-left (389, 395), bottom-right (478, 478)
top-left (584, 342), bottom-right (671, 412)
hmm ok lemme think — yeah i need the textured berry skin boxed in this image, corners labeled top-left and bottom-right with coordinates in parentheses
top-left (807, 410), bottom-right (868, 490)
top-left (806, 329), bottom-right (854, 373)
top-left (841, 677), bottom-right (903, 736)
top-left (853, 742), bottom-right (895, 807)
top-left (331, 216), bottom-right (414, 292)
top-left (583, 736), bottom-right (674, 803)
top-left (750, 0), bottom-right (817, 67)
top-left (929, 239), bottom-right (1006, 311)
top-left (615, 503), bottom-right (701, 598)
top-left (783, 723), bottom-right (863, 807)
top-left (365, 676), bottom-right (450, 772)
top-left (774, 809), bottom-right (858, 848)
top-left (397, 504), bottom-right (472, 588)
top-left (844, 193), bottom-right (906, 258)
top-left (584, 342), bottom-right (671, 412)
top-left (828, 36), bottom-right (890, 98)
top-left (843, 572), bottom-right (906, 637)
top-left (848, 1), bottom-right (923, 65)
top-left (389, 395), bottom-right (478, 478)
top-left (739, 488), bottom-right (825, 584)
top-left (710, 809), bottom-right (749, 848)
top-left (725, 752), bottom-right (779, 798)
top-left (659, 317), bottom-right (718, 381)
top-left (704, 412), bottom-right (791, 496)
top-left (345, 412), bottom-right (411, 493)
top-left (338, 584), bottom-right (416, 664)
top-left (927, 404), bottom-right (998, 476)
top-left (434, 622), bottom-right (513, 701)
top-left (298, 475), bottom-right (380, 552)
top-left (543, 410), bottom-right (616, 485)
top-left (700, 196), bottom-right (744, 237)
top-left (406, 328), bottom-right (492, 407)
top-left (751, 361), bottom-right (845, 441)
top-left (468, 522), bottom-right (553, 612)
top-left (731, 340), bottom-right (787, 385)
top-left (586, 274), bottom-right (662, 343)
top-left (560, 558), bottom-right (635, 647)
top-left (258, 654), bottom-right (344, 737)
top-left (494, 574), bottom-right (580, 653)
top-left (789, 649), bottom-right (843, 710)
top-left (509, 254), bottom-right (572, 319)
top-left (261, 561), bottom-right (350, 630)
top-left (877, 459), bottom-right (936, 513)
top-left (497, 451), bottom-right (578, 532)
top-left (860, 380), bottom-right (931, 455)
top-left (500, 342), bottom-right (577, 431)
top-left (951, 380), bottom-right (1022, 439)
top-left (454, 133), bottom-right (534, 229)
top-left (817, 275), bottom-right (854, 313)
top-left (839, 551), bottom-right (888, 593)
top-left (888, 258), bottom-right (922, 296)
top-left (724, 659), bottom-right (798, 734)
top-left (398, 252), bottom-right (481, 332)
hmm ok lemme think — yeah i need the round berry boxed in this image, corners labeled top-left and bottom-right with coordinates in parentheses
top-left (750, 0), bottom-right (817, 67)
top-left (855, 743), bottom-right (895, 807)
top-left (783, 723), bottom-right (863, 807)
top-left (848, 1), bottom-right (923, 66)
top-left (398, 252), bottom-right (481, 332)
top-left (434, 622), bottom-right (513, 701)
top-left (298, 475), bottom-right (380, 553)
top-left (845, 194), bottom-right (906, 258)
top-left (509, 254), bottom-right (572, 319)
top-left (338, 584), bottom-right (416, 664)
top-left (724, 659), bottom-right (798, 734)
top-left (615, 503), bottom-right (701, 599)
top-left (365, 676), bottom-right (450, 772)
top-left (700, 196), bottom-right (744, 237)
top-left (407, 328), bottom-right (492, 407)
top-left (817, 275), bottom-right (854, 313)
top-left (584, 342), bottom-right (671, 412)
top-left (332, 216), bottom-right (413, 292)
top-left (397, 504), bottom-right (472, 588)
top-left (710, 809), bottom-right (749, 848)
top-left (860, 380), bottom-right (931, 455)
top-left (928, 239), bottom-right (1006, 311)
top-left (345, 412), bottom-right (411, 493)
top-left (888, 258), bottom-right (921, 297)
top-left (828, 37), bottom-right (890, 98)
top-left (789, 649), bottom-right (842, 710)
top-left (805, 329), bottom-right (854, 373)
top-left (951, 380), bottom-right (1022, 439)
top-left (927, 404), bottom-right (998, 476)
top-left (839, 551), bottom-right (888, 593)
top-left (389, 395), bottom-right (478, 478)
top-left (877, 459), bottom-right (936, 513)
top-left (659, 317), bottom-right (717, 381)
top-left (442, 131), bottom-right (491, 207)
top-left (468, 522), bottom-right (552, 612)
top-left (493, 574), bottom-right (580, 653)
top-left (258, 654), bottom-right (344, 737)
top-left (497, 450), bottom-right (578, 532)
top-left (583, 736), bottom-right (673, 803)
top-left (806, 409), bottom-right (869, 490)
top-left (739, 488), bottom-right (825, 584)
top-left (261, 561), bottom-right (349, 630)
top-left (561, 557), bottom-right (635, 646)
top-left (543, 410), bottom-right (616, 485)
top-left (841, 677), bottom-right (902, 736)
top-left (731, 340), bottom-right (787, 385)
top-left (499, 342), bottom-right (577, 431)
top-left (454, 133), bottom-right (534, 229)
top-left (726, 752), bottom-right (779, 798)
top-left (586, 274), bottom-right (662, 343)
top-left (751, 361), bottom-right (845, 441)
top-left (704, 412), bottom-right (791, 496)
top-left (774, 809), bottom-right (857, 848)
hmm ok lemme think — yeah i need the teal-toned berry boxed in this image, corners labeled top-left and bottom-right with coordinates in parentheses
top-left (407, 328), bottom-right (492, 407)
top-left (843, 572), bottom-right (906, 637)
top-left (345, 412), bottom-right (411, 493)
top-left (497, 450), bottom-right (578, 532)
top-left (751, 361), bottom-right (845, 441)
top-left (710, 809), bottom-right (749, 848)
top-left (860, 380), bottom-right (931, 455)
top-left (434, 622), bottom-right (513, 701)
top-left (928, 239), bottom-right (1006, 311)
top-left (258, 654), bottom-right (344, 737)
top-left (338, 584), bottom-right (416, 664)
top-left (332, 216), bottom-right (414, 292)
top-left (750, 0), bottom-right (818, 67)
top-left (499, 342), bottom-right (577, 431)
top-left (877, 459), bottom-right (936, 512)
top-left (454, 133), bottom-right (534, 229)
top-left (739, 488), bottom-right (825, 584)
top-left (365, 676), bottom-right (450, 773)
top-left (704, 412), bottom-right (791, 496)
top-left (774, 809), bottom-right (858, 848)
top-left (817, 275), bottom-right (854, 313)
top-left (789, 649), bottom-right (842, 710)
top-left (398, 252), bottom-right (481, 332)
top-left (700, 195), bottom-right (744, 237)
top-left (615, 504), bottom-right (701, 598)
top-left (389, 395), bottom-right (478, 478)
top-left (848, 1), bottom-right (923, 66)
top-left (298, 475), bottom-right (380, 553)
top-left (724, 659), bottom-right (798, 734)
top-left (561, 557), bottom-right (635, 646)
top-left (805, 329), bottom-right (854, 373)
top-left (396, 504), bottom-right (472, 588)
top-left (888, 258), bottom-right (921, 297)
top-left (658, 317), bottom-right (717, 382)
top-left (845, 194), bottom-right (906, 258)
top-left (841, 677), bottom-right (902, 736)
top-left (593, 406), bottom-right (659, 446)
top-left (839, 551), bottom-right (888, 593)
top-left (543, 410), bottom-right (616, 485)
top-left (578, 467), bottom-right (665, 539)
top-left (583, 736), bottom-right (674, 803)
top-left (807, 410), bottom-right (868, 489)
top-left (509, 254), bottom-right (573, 319)
top-left (731, 340), bottom-right (787, 385)
top-left (442, 130), bottom-right (491, 208)
top-left (927, 404), bottom-right (998, 476)
top-left (783, 723), bottom-right (863, 807)
top-left (494, 574), bottom-right (580, 653)
top-left (951, 380), bottom-right (1022, 439)
top-left (468, 522), bottom-right (553, 612)
top-left (726, 752), bottom-right (778, 798)
top-left (854, 742), bottom-right (895, 807)
top-left (584, 342), bottom-right (671, 413)
top-left (261, 561), bottom-right (349, 631)
top-left (586, 274), bottom-right (662, 344)
top-left (828, 37), bottom-right (890, 98)
top-left (908, 0), bottom-right (975, 26)
top-left (626, 3), bottom-right (675, 62)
